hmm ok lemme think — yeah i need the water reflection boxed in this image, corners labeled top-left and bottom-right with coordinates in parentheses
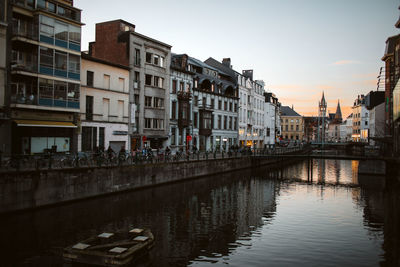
top-left (0, 160), bottom-right (398, 266)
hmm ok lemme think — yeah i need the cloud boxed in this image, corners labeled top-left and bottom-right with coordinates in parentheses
top-left (331, 60), bottom-right (359, 65)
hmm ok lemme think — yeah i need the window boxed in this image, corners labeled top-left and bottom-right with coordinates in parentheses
top-left (290, 125), bottom-right (294, 130)
top-left (55, 51), bottom-right (67, 70)
top-left (267, 128), bottom-right (270, 137)
top-left (39, 78), bottom-right (53, 99)
top-left (118, 100), bottom-right (124, 119)
top-left (134, 94), bottom-right (139, 104)
top-left (285, 125), bottom-right (288, 131)
top-left (296, 125), bottom-right (299, 131)
top-left (154, 97), bottom-right (164, 108)
top-left (229, 102), bottom-right (232, 112)
top-left (153, 55), bottom-right (159, 66)
top-left (40, 47), bottom-right (53, 68)
top-left (145, 96), bottom-right (152, 107)
top-left (54, 80), bottom-right (67, 100)
top-left (86, 95), bottom-right (93, 121)
top-left (172, 80), bottom-right (177, 93)
top-left (119, 77), bottom-right (125, 91)
top-left (146, 52), bottom-right (152, 63)
top-left (234, 118), bottom-right (237, 130)
top-left (55, 21), bottom-right (68, 41)
top-left (234, 103), bottom-right (238, 112)
top-left (218, 100), bottom-right (222, 110)
top-left (103, 74), bottom-right (110, 89)
top-left (185, 83), bottom-right (190, 92)
top-left (172, 101), bottom-right (177, 119)
top-left (145, 118), bottom-right (151, 128)
top-left (224, 116), bottom-right (227, 129)
top-left (365, 121), bottom-right (368, 126)
top-left (145, 74), bottom-right (152, 86)
top-left (194, 95), bottom-right (198, 106)
top-left (171, 128), bottom-right (176, 145)
top-left (40, 16), bottom-right (54, 38)
top-left (69, 25), bottom-right (80, 44)
top-left (86, 71), bottom-right (94, 86)
top-left (218, 115), bottom-right (221, 129)
top-left (67, 83), bottom-right (79, 103)
top-left (224, 101), bottom-right (227, 111)
top-left (154, 76), bottom-right (164, 88)
top-left (229, 117), bottom-right (232, 129)
top-left (203, 97), bottom-right (206, 106)
top-left (180, 82), bottom-right (184, 92)
top-left (68, 54), bottom-right (80, 73)
top-left (211, 99), bottom-right (214, 108)
top-left (134, 49), bottom-right (140, 66)
top-left (194, 112), bottom-right (198, 128)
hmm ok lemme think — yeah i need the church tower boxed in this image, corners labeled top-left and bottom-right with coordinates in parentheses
top-left (317, 92), bottom-right (327, 143)
top-left (334, 100), bottom-right (342, 123)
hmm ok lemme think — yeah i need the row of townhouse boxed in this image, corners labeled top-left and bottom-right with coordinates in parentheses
top-left (0, 1), bottom-right (281, 155)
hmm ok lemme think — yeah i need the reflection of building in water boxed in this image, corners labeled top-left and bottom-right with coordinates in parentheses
top-left (351, 161), bottom-right (359, 184)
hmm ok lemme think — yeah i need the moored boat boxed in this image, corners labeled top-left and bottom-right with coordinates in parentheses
top-left (63, 228), bottom-right (154, 266)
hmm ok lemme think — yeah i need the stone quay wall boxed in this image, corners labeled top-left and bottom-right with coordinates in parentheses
top-left (0, 156), bottom-right (285, 214)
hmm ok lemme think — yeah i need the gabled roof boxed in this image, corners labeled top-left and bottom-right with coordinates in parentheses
top-left (281, 106), bottom-right (301, 116)
top-left (382, 34), bottom-right (400, 61)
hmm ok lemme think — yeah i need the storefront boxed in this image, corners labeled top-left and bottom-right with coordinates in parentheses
top-left (12, 120), bottom-right (76, 154)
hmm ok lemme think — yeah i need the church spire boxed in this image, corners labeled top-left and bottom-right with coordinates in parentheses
top-left (319, 91), bottom-right (327, 108)
top-left (334, 99), bottom-right (342, 122)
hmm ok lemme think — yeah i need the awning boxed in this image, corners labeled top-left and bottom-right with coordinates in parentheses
top-left (14, 120), bottom-right (77, 128)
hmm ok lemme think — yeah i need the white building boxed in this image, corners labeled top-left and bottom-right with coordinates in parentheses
top-left (339, 114), bottom-right (353, 142)
top-left (79, 53), bottom-right (130, 152)
top-left (264, 92), bottom-right (280, 147)
top-left (236, 71), bottom-right (265, 148)
top-left (352, 95), bottom-right (369, 142)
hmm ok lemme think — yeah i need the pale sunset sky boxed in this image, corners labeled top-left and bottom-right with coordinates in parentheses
top-left (75, 0), bottom-right (399, 118)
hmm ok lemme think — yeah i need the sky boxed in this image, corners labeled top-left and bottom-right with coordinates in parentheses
top-left (75, 0), bottom-right (399, 118)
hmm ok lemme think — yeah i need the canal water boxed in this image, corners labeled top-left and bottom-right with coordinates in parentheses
top-left (0, 159), bottom-right (399, 266)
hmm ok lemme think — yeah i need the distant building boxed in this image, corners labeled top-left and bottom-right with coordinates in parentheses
top-left (339, 114), bottom-right (353, 142)
top-left (264, 92), bottom-right (280, 147)
top-left (280, 106), bottom-right (304, 141)
top-left (303, 117), bottom-right (318, 142)
top-left (327, 100), bottom-right (343, 142)
top-left (235, 69), bottom-right (265, 148)
top-left (79, 53), bottom-right (130, 152)
top-left (0, 0), bottom-right (8, 153)
top-left (352, 95), bottom-right (369, 142)
top-left (317, 92), bottom-right (328, 143)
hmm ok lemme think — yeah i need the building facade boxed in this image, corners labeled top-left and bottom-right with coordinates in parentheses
top-left (79, 53), bottom-right (129, 152)
top-left (0, 0), bottom-right (9, 154)
top-left (339, 114), bottom-right (353, 142)
top-left (264, 92), bottom-right (280, 146)
top-left (189, 57), bottom-right (238, 151)
top-left (88, 19), bottom-right (171, 150)
top-left (351, 95), bottom-right (369, 142)
top-left (7, 0), bottom-right (82, 154)
top-left (168, 54), bottom-right (195, 152)
top-left (235, 70), bottom-right (265, 148)
top-left (280, 106), bottom-right (304, 141)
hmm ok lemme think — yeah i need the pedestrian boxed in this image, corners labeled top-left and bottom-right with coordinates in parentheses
top-left (107, 146), bottom-right (114, 160)
top-left (118, 146), bottom-right (126, 165)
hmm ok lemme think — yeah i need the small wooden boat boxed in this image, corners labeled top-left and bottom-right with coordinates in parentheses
top-left (63, 228), bottom-right (154, 266)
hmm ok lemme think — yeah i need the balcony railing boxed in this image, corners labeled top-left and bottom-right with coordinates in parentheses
top-left (177, 91), bottom-right (192, 100)
top-left (12, 19), bottom-right (38, 41)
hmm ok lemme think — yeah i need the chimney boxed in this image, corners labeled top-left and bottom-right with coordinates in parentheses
top-left (242, 70), bottom-right (253, 81)
top-left (222, 58), bottom-right (231, 68)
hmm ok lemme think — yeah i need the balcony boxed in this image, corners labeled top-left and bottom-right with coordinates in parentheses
top-left (177, 91), bottom-right (192, 100)
top-left (12, 19), bottom-right (38, 41)
top-left (11, 51), bottom-right (38, 73)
